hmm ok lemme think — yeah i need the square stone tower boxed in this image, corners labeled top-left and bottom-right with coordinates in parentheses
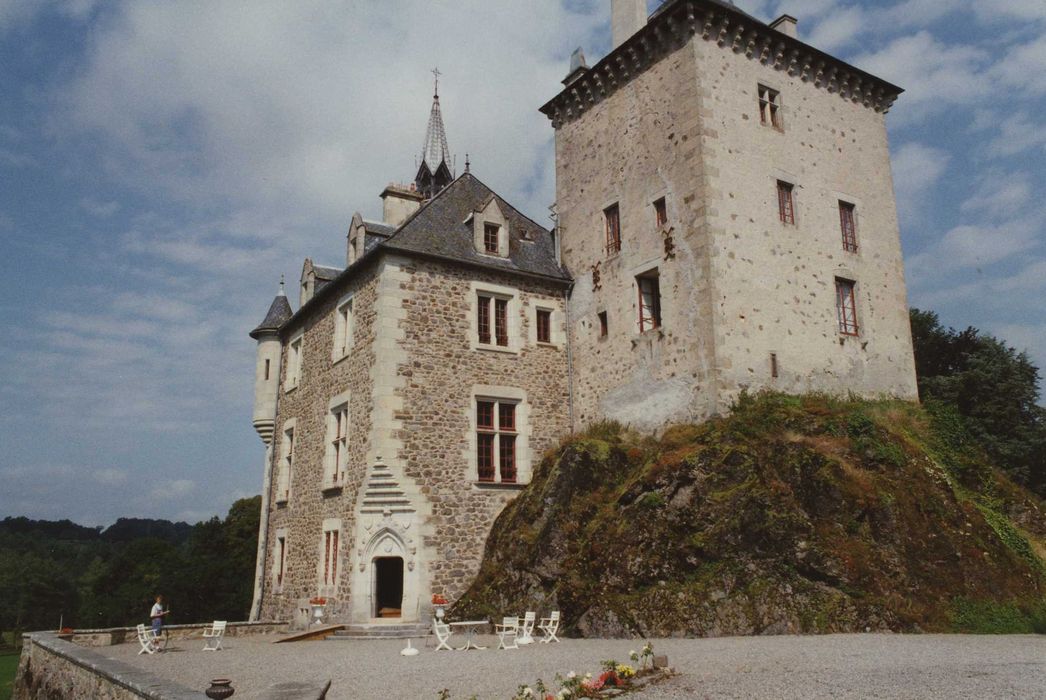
top-left (542, 0), bottom-right (918, 431)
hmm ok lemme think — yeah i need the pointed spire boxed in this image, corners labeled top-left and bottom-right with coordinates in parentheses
top-left (278, 274), bottom-right (286, 296)
top-left (415, 68), bottom-right (454, 199)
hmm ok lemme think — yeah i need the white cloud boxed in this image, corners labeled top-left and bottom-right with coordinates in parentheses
top-left (890, 142), bottom-right (949, 225)
top-left (987, 113), bottom-right (1046, 157)
top-left (93, 468), bottom-right (129, 485)
top-left (960, 173), bottom-right (1032, 217)
top-left (910, 220), bottom-right (1039, 275)
top-left (993, 34), bottom-right (1046, 95)
top-left (151, 479), bottom-right (195, 500)
top-left (79, 197), bottom-right (120, 218)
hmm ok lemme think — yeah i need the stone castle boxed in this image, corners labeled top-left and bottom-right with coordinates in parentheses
top-left (247, 0), bottom-right (918, 627)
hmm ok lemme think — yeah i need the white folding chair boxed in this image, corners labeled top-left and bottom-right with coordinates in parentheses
top-left (432, 619), bottom-right (454, 651)
top-left (495, 616), bottom-right (519, 650)
top-left (202, 620), bottom-right (226, 651)
top-left (538, 611), bottom-right (560, 643)
top-left (517, 611), bottom-right (536, 644)
top-left (136, 624), bottom-right (157, 655)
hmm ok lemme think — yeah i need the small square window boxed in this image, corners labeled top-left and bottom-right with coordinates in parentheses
top-left (604, 204), bottom-right (621, 255)
top-left (536, 309), bottom-right (552, 344)
top-left (759, 85), bottom-right (782, 129)
top-left (777, 181), bottom-right (795, 225)
top-left (654, 197), bottom-right (668, 228)
top-left (598, 311), bottom-right (608, 338)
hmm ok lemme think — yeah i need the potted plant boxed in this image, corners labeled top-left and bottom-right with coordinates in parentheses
top-left (431, 594), bottom-right (448, 620)
top-left (308, 597), bottom-right (327, 626)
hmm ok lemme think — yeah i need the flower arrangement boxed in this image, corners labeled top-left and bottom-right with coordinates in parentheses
top-left (309, 597), bottom-right (327, 606)
top-left (431, 594), bottom-right (449, 606)
top-left (503, 642), bottom-right (663, 700)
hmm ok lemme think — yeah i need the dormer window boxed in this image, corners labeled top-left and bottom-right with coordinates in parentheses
top-left (484, 223), bottom-right (500, 255)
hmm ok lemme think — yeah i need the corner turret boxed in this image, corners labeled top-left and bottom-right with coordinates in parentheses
top-left (250, 278), bottom-right (293, 444)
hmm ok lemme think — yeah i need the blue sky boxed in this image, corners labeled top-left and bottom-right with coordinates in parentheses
top-left (1, 0), bottom-right (1043, 526)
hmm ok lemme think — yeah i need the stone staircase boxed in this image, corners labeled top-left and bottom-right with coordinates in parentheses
top-left (326, 622), bottom-right (430, 640)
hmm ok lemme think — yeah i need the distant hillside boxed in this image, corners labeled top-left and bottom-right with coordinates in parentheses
top-left (454, 394), bottom-right (1046, 636)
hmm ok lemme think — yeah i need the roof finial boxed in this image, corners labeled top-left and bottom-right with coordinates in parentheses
top-left (465, 153), bottom-right (470, 173)
top-left (278, 274), bottom-right (286, 296)
top-left (432, 66), bottom-right (441, 98)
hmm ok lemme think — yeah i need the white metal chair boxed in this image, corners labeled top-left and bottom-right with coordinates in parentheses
top-left (495, 616), bottom-right (519, 650)
top-left (517, 611), bottom-right (536, 645)
top-left (136, 624), bottom-right (157, 655)
top-left (432, 618), bottom-right (454, 651)
top-left (202, 620), bottom-right (226, 651)
top-left (538, 611), bottom-right (560, 643)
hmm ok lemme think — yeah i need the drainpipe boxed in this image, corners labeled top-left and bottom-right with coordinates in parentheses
top-left (563, 284), bottom-right (575, 434)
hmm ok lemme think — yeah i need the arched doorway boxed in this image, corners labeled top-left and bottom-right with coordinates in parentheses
top-left (373, 556), bottom-right (403, 618)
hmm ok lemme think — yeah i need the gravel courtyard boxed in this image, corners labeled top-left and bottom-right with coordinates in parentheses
top-left (107, 632), bottom-right (1046, 699)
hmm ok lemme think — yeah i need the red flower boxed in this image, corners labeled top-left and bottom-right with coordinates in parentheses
top-left (431, 594), bottom-right (449, 605)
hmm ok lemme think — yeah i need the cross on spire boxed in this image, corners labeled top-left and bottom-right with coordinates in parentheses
top-left (432, 67), bottom-right (442, 98)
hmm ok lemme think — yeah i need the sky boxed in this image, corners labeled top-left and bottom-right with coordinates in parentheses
top-left (0, 0), bottom-right (1043, 527)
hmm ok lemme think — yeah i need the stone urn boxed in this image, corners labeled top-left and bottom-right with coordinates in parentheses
top-left (205, 679), bottom-right (235, 699)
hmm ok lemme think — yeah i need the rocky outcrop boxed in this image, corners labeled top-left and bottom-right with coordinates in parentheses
top-left (453, 394), bottom-right (1046, 637)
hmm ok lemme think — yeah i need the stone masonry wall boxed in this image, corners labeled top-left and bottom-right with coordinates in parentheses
top-left (394, 258), bottom-right (571, 601)
top-left (259, 264), bottom-right (381, 623)
top-left (555, 35), bottom-right (718, 432)
top-left (694, 33), bottom-right (918, 405)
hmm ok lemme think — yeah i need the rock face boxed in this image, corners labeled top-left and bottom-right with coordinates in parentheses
top-left (453, 394), bottom-right (1046, 637)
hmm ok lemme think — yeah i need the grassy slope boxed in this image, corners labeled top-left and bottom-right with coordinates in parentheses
top-left (454, 393), bottom-right (1046, 637)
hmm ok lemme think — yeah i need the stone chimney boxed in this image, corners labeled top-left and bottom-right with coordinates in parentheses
top-left (769, 14), bottom-right (798, 39)
top-left (381, 183), bottom-right (424, 227)
top-left (612, 0), bottom-right (647, 50)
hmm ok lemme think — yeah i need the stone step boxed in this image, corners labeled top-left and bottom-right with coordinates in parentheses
top-left (328, 624), bottom-right (429, 640)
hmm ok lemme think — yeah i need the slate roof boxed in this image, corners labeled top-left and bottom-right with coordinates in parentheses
top-left (250, 292), bottom-right (293, 339)
top-left (312, 264), bottom-right (342, 281)
top-left (382, 173), bottom-right (569, 282)
top-left (362, 220), bottom-right (396, 237)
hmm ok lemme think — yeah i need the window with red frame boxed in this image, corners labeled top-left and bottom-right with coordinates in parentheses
top-left (484, 223), bottom-right (500, 254)
top-left (536, 309), bottom-right (552, 344)
top-left (839, 202), bottom-right (858, 253)
top-left (836, 278), bottom-right (859, 336)
top-left (494, 299), bottom-right (508, 346)
top-left (654, 197), bottom-right (668, 228)
top-left (476, 399), bottom-right (518, 483)
top-left (637, 271), bottom-right (662, 332)
top-left (604, 204), bottom-right (621, 255)
top-left (777, 181), bottom-right (795, 224)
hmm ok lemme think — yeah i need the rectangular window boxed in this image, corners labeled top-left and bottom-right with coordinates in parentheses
top-left (484, 223), bottom-right (500, 254)
top-left (287, 336), bottom-right (303, 388)
top-left (334, 298), bottom-right (353, 359)
top-left (329, 405), bottom-right (348, 486)
top-left (536, 309), bottom-right (552, 344)
top-left (494, 299), bottom-right (509, 347)
top-left (759, 85), bottom-right (782, 128)
top-left (598, 311), bottom-right (608, 338)
top-left (836, 278), bottom-right (859, 336)
top-left (771, 353), bottom-right (779, 379)
top-left (323, 529), bottom-right (339, 587)
top-left (777, 181), bottom-right (795, 225)
top-left (264, 359), bottom-right (270, 381)
top-left (476, 400), bottom-right (496, 482)
top-left (637, 271), bottom-right (662, 333)
top-left (277, 426), bottom-right (294, 503)
top-left (604, 204), bottom-right (621, 255)
top-left (654, 197), bottom-right (667, 228)
top-left (476, 398), bottom-right (520, 484)
top-left (477, 295), bottom-right (491, 345)
top-left (839, 202), bottom-right (858, 253)
top-left (276, 536), bottom-right (286, 587)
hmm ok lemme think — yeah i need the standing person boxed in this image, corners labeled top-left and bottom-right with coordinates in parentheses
top-left (150, 595), bottom-right (168, 649)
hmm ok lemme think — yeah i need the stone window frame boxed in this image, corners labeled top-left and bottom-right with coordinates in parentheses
top-left (332, 292), bottom-right (355, 364)
top-left (322, 391), bottom-right (351, 492)
top-left (317, 518), bottom-right (343, 596)
top-left (604, 202), bottom-right (622, 256)
top-left (468, 385), bottom-right (531, 488)
top-left (777, 180), bottom-right (797, 225)
top-left (598, 310), bottom-right (609, 339)
top-left (470, 280), bottom-right (522, 354)
top-left (272, 527), bottom-right (289, 594)
top-left (285, 331), bottom-right (304, 392)
top-left (838, 201), bottom-right (859, 253)
top-left (653, 196), bottom-right (669, 229)
top-left (529, 302), bottom-right (564, 347)
top-left (758, 83), bottom-right (784, 130)
top-left (275, 418), bottom-right (296, 505)
top-left (471, 198), bottom-right (510, 258)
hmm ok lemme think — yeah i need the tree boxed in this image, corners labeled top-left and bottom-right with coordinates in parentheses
top-left (911, 309), bottom-right (1046, 493)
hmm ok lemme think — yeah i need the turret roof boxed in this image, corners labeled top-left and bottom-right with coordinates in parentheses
top-left (250, 284), bottom-right (293, 339)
